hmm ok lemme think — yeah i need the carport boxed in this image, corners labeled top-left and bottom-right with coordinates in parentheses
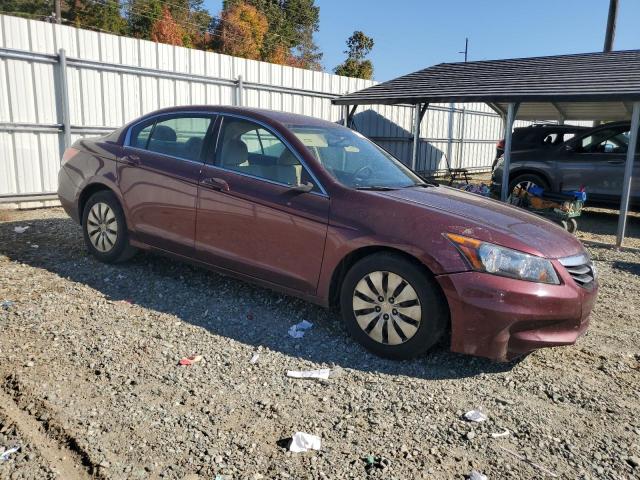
top-left (333, 50), bottom-right (640, 247)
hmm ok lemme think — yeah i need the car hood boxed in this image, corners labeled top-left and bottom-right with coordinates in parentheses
top-left (381, 186), bottom-right (585, 259)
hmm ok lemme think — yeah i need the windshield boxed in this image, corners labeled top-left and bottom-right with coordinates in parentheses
top-left (287, 124), bottom-right (424, 189)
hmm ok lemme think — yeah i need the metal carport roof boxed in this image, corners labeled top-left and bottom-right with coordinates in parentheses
top-left (333, 50), bottom-right (640, 121)
top-left (333, 49), bottom-right (640, 247)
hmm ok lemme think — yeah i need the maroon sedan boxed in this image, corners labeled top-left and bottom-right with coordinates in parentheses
top-left (57, 106), bottom-right (597, 361)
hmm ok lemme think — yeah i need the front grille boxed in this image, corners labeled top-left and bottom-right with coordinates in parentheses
top-left (559, 254), bottom-right (595, 287)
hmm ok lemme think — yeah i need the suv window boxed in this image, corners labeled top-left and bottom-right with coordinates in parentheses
top-left (217, 117), bottom-right (310, 188)
top-left (130, 115), bottom-right (212, 162)
top-left (579, 128), bottom-right (629, 154)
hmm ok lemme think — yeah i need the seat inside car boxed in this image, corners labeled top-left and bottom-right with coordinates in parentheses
top-left (262, 149), bottom-right (302, 185)
top-left (220, 139), bottom-right (265, 178)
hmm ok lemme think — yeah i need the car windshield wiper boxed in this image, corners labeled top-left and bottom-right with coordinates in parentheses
top-left (354, 185), bottom-right (398, 191)
top-left (403, 182), bottom-right (437, 188)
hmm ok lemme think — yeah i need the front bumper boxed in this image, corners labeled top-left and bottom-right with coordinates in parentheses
top-left (436, 267), bottom-right (597, 361)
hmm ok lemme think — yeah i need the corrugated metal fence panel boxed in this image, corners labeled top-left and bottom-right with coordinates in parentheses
top-left (0, 14), bottom-right (504, 202)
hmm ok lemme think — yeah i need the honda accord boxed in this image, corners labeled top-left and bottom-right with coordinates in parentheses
top-left (58, 106), bottom-right (597, 361)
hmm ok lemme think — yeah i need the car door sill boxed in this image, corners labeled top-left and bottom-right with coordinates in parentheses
top-left (129, 238), bottom-right (326, 307)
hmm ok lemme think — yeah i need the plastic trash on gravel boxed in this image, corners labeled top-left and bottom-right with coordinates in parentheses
top-left (250, 353), bottom-right (260, 364)
top-left (286, 368), bottom-right (330, 380)
top-left (13, 226), bottom-right (29, 233)
top-left (468, 470), bottom-right (488, 480)
top-left (491, 429), bottom-right (510, 438)
top-left (464, 410), bottom-right (488, 422)
top-left (289, 432), bottom-right (321, 452)
top-left (288, 320), bottom-right (313, 338)
top-left (0, 446), bottom-right (20, 461)
top-left (178, 355), bottom-right (203, 366)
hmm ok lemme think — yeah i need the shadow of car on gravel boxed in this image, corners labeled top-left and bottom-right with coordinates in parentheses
top-left (0, 215), bottom-right (530, 381)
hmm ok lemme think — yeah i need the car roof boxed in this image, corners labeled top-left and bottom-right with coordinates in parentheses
top-left (134, 105), bottom-right (341, 130)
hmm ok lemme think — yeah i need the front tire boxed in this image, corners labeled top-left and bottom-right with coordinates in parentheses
top-left (339, 253), bottom-right (448, 359)
top-left (507, 173), bottom-right (549, 206)
top-left (82, 190), bottom-right (137, 263)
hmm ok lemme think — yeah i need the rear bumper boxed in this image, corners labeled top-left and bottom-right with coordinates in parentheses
top-left (57, 166), bottom-right (80, 223)
top-left (436, 269), bottom-right (597, 361)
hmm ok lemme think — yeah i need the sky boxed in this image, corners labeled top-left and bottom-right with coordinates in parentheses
top-left (203, 0), bottom-right (640, 81)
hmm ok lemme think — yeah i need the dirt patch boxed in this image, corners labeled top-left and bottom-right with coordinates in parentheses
top-left (0, 208), bottom-right (639, 479)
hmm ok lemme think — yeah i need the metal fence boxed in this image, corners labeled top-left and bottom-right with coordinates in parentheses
top-left (0, 15), bottom-right (506, 207)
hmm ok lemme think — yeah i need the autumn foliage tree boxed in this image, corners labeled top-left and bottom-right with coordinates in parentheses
top-left (150, 7), bottom-right (185, 46)
top-left (219, 3), bottom-right (268, 60)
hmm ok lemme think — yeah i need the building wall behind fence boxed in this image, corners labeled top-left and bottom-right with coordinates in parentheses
top-left (0, 14), bottom-right (506, 207)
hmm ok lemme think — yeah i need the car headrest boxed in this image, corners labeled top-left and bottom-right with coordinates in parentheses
top-left (278, 149), bottom-right (299, 166)
top-left (184, 137), bottom-right (203, 160)
top-left (152, 125), bottom-right (177, 142)
top-left (221, 139), bottom-right (248, 166)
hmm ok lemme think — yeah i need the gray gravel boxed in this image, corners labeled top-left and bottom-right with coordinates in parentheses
top-left (0, 207), bottom-right (639, 479)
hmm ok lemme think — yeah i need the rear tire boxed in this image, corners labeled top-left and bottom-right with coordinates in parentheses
top-left (339, 253), bottom-right (448, 360)
top-left (82, 190), bottom-right (137, 263)
top-left (507, 174), bottom-right (549, 206)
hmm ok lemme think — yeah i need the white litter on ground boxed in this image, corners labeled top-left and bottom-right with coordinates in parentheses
top-left (491, 429), bottom-right (510, 438)
top-left (289, 432), bottom-right (321, 453)
top-left (286, 368), bottom-right (330, 380)
top-left (468, 470), bottom-right (488, 480)
top-left (13, 226), bottom-right (29, 233)
top-left (0, 446), bottom-right (20, 461)
top-left (250, 353), bottom-right (260, 364)
top-left (464, 410), bottom-right (488, 422)
top-left (287, 320), bottom-right (313, 338)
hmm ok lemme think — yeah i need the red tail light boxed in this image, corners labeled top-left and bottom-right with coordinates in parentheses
top-left (61, 147), bottom-right (79, 164)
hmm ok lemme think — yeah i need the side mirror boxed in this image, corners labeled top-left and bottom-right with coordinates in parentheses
top-left (290, 181), bottom-right (314, 193)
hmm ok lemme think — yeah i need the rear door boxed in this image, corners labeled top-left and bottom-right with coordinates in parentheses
top-left (118, 113), bottom-right (215, 256)
top-left (195, 115), bottom-right (329, 294)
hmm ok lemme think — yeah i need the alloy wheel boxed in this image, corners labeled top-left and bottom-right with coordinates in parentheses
top-left (87, 202), bottom-right (118, 253)
top-left (508, 180), bottom-right (538, 206)
top-left (351, 271), bottom-right (422, 345)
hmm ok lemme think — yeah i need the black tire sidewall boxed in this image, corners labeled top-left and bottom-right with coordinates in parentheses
top-left (340, 253), bottom-right (448, 360)
top-left (82, 191), bottom-right (129, 263)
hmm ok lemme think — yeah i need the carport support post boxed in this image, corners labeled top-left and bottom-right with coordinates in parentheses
top-left (615, 101), bottom-right (640, 247)
top-left (411, 103), bottom-right (421, 170)
top-left (500, 102), bottom-right (519, 201)
top-left (58, 48), bottom-right (71, 150)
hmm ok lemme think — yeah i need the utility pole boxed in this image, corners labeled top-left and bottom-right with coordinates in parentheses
top-left (603, 0), bottom-right (618, 52)
top-left (54, 0), bottom-right (61, 24)
top-left (459, 37), bottom-right (469, 62)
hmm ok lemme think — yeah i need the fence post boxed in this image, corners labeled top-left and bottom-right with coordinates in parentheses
top-left (456, 107), bottom-right (466, 169)
top-left (446, 102), bottom-right (455, 169)
top-left (58, 48), bottom-right (71, 150)
top-left (236, 75), bottom-right (244, 106)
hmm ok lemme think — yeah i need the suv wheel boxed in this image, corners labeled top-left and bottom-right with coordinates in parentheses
top-left (508, 174), bottom-right (549, 206)
top-left (340, 253), bottom-right (448, 359)
top-left (82, 190), bottom-right (137, 263)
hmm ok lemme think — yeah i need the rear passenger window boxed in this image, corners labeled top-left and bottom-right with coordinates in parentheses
top-left (131, 115), bottom-right (212, 161)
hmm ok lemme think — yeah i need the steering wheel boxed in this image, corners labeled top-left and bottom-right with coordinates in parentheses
top-left (352, 165), bottom-right (373, 183)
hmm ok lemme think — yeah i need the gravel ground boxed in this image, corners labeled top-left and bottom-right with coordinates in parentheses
top-left (0, 207), bottom-right (639, 480)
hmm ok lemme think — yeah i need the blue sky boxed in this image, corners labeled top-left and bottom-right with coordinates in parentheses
top-left (203, 0), bottom-right (640, 81)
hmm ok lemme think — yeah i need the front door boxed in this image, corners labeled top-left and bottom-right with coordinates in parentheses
top-left (195, 115), bottom-right (329, 294)
top-left (559, 125), bottom-right (638, 204)
top-left (118, 113), bottom-right (214, 256)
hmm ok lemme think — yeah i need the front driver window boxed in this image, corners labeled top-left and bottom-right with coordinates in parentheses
top-left (579, 128), bottom-right (629, 154)
top-left (217, 117), bottom-right (310, 188)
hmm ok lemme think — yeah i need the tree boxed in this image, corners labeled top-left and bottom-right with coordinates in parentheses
top-left (150, 6), bottom-right (184, 46)
top-left (221, 0), bottom-right (323, 69)
top-left (334, 31), bottom-right (374, 79)
top-left (126, 0), bottom-right (163, 39)
top-left (219, 3), bottom-right (268, 60)
top-left (67, 0), bottom-right (126, 35)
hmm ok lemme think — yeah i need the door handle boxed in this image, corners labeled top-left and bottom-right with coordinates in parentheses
top-left (606, 160), bottom-right (624, 165)
top-left (122, 154), bottom-right (140, 166)
top-left (201, 177), bottom-right (230, 192)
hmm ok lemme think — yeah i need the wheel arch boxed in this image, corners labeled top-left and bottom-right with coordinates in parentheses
top-left (78, 183), bottom-right (118, 225)
top-left (327, 245), bottom-right (446, 310)
top-left (508, 168), bottom-right (552, 189)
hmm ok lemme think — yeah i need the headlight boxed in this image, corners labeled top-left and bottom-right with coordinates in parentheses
top-left (446, 233), bottom-right (559, 284)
